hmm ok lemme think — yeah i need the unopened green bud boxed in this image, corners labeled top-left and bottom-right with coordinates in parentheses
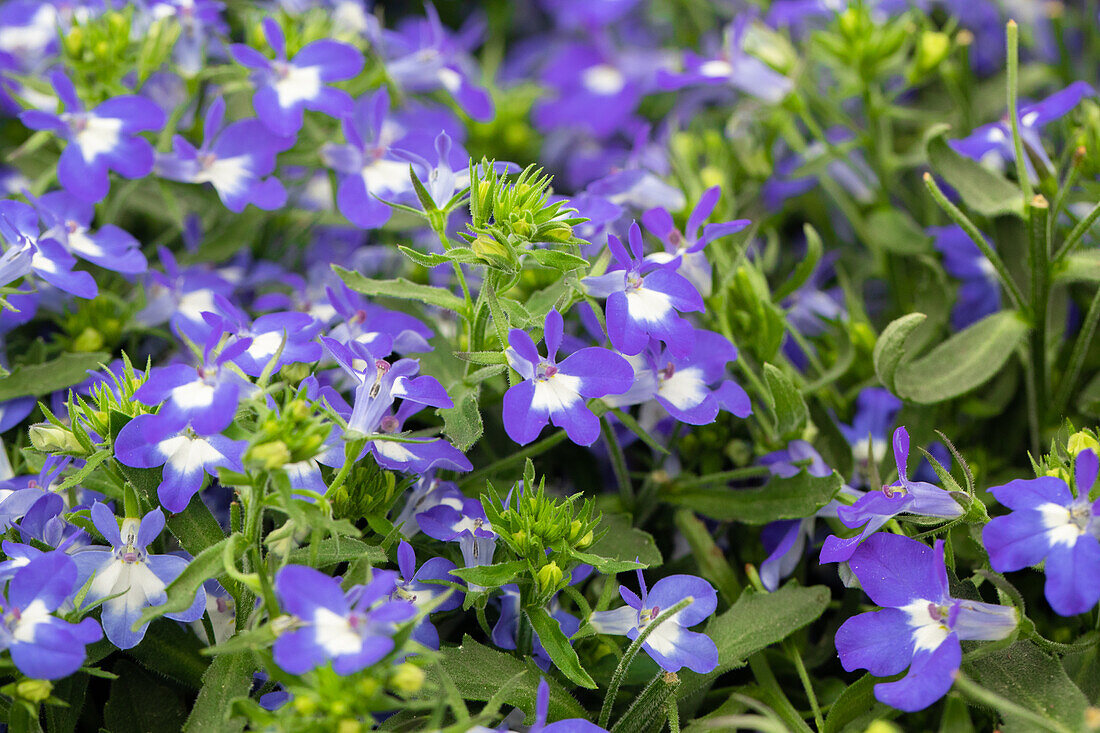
top-left (916, 31), bottom-right (951, 72)
top-left (390, 662), bottom-right (425, 694)
top-left (537, 561), bottom-right (563, 592)
top-left (293, 695), bottom-right (317, 715)
top-left (29, 424), bottom-right (83, 454)
top-left (63, 28), bottom-right (84, 56)
top-left (15, 679), bottom-right (52, 703)
top-left (247, 440), bottom-right (291, 470)
top-left (357, 677), bottom-right (380, 697)
top-left (511, 218), bottom-right (532, 238)
top-left (72, 326), bottom-right (105, 352)
top-left (280, 362), bottom-right (311, 384)
top-left (1069, 431), bottom-right (1099, 456)
top-left (472, 235), bottom-right (515, 269)
top-left (542, 225), bottom-right (574, 243)
top-left (336, 721), bottom-right (361, 733)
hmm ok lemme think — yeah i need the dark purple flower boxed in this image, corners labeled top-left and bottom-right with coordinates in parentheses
top-left (20, 70), bottom-right (165, 202)
top-left (0, 199), bottom-right (97, 297)
top-left (417, 498), bottom-right (497, 578)
top-left (930, 225), bottom-right (1000, 331)
top-left (983, 449), bottom-right (1100, 616)
top-left (390, 540), bottom-right (460, 650)
top-left (835, 533), bottom-right (1015, 712)
top-left (230, 17), bottom-right (363, 137)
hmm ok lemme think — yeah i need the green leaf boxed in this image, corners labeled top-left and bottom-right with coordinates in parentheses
top-left (762, 363), bottom-right (808, 436)
top-left (525, 606), bottom-right (597, 688)
top-left (1054, 249), bottom-right (1100, 283)
top-left (823, 673), bottom-right (895, 733)
top-left (873, 313), bottom-right (927, 393)
top-left (926, 127), bottom-right (1024, 218)
top-left (964, 641), bottom-right (1088, 733)
top-left (449, 560), bottom-right (527, 588)
top-left (125, 620), bottom-right (209, 688)
top-left (568, 549), bottom-right (643, 574)
top-left (286, 536), bottom-right (386, 568)
top-left (773, 223), bottom-right (823, 302)
top-left (44, 672), bottom-right (88, 733)
top-left (587, 514), bottom-right (662, 569)
top-left (103, 661), bottom-right (189, 733)
top-left (435, 636), bottom-right (587, 719)
top-left (808, 398), bottom-right (854, 482)
top-left (527, 248), bottom-right (589, 271)
top-left (665, 469), bottom-right (843, 524)
top-left (397, 245), bottom-right (481, 268)
top-left (893, 310), bottom-right (1028, 404)
top-left (136, 535), bottom-right (240, 628)
top-left (438, 387), bottom-right (483, 451)
top-left (334, 266), bottom-right (467, 315)
top-left (678, 584), bottom-right (831, 701)
top-left (864, 208), bottom-right (932, 255)
top-left (0, 351), bottom-right (109, 401)
top-left (182, 651), bottom-right (254, 733)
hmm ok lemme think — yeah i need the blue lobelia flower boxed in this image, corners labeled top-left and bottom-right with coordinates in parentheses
top-left (230, 17), bottom-right (363, 137)
top-left (35, 190), bottom-right (147, 274)
top-left (589, 570), bottom-right (718, 673)
top-left (502, 308), bottom-right (633, 446)
top-left (389, 540), bottom-right (461, 650)
top-left (133, 332), bottom-right (255, 435)
top-left (471, 677), bottom-right (608, 733)
top-left (195, 295), bottom-right (323, 378)
top-left (114, 414), bottom-right (247, 513)
top-left (983, 449), bottom-right (1100, 616)
top-left (0, 551), bottom-right (103, 679)
top-left (950, 81), bottom-right (1096, 181)
top-left (417, 497), bottom-right (498, 580)
top-left (73, 504), bottom-right (206, 649)
top-left (583, 223), bottom-right (704, 359)
top-left (835, 533), bottom-right (1016, 712)
top-left (492, 583), bottom-right (582, 671)
top-left (0, 199), bottom-right (98, 298)
top-left (641, 186), bottom-right (750, 297)
top-left (325, 284), bottom-right (434, 356)
top-left (838, 387), bottom-right (902, 481)
top-left (155, 96), bottom-right (293, 213)
top-left (20, 70), bottom-right (165, 202)
top-left (606, 328), bottom-right (752, 426)
top-left (929, 225), bottom-right (1000, 331)
top-left (136, 247), bottom-right (236, 343)
top-left (273, 564), bottom-right (415, 675)
top-left (820, 427), bottom-right (964, 564)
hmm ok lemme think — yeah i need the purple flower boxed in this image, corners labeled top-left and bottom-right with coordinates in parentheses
top-left (156, 97), bottom-right (292, 213)
top-left (583, 223), bottom-right (704, 358)
top-left (526, 678), bottom-right (607, 732)
top-left (36, 190), bottom-right (146, 274)
top-left (136, 247), bottom-right (236, 342)
top-left (0, 199), bottom-right (97, 298)
top-left (380, 3), bottom-right (493, 122)
top-left (983, 449), bottom-right (1100, 616)
top-left (532, 41), bottom-right (644, 140)
top-left (114, 414), bottom-right (246, 513)
top-left (492, 585), bottom-right (580, 671)
top-left (417, 497), bottom-right (497, 577)
top-left (320, 89), bottom-right (415, 229)
top-left (835, 533), bottom-right (1016, 712)
top-left (820, 427), bottom-right (964, 564)
top-left (502, 308), bottom-right (633, 446)
top-left (607, 328), bottom-right (752, 425)
top-left (273, 564), bottom-right (415, 675)
top-left (73, 504), bottom-right (206, 648)
top-left (930, 225), bottom-right (1000, 331)
top-left (325, 285), bottom-right (434, 356)
top-left (641, 186), bottom-right (750, 297)
top-left (20, 70), bottom-right (165, 202)
top-left (395, 475), bottom-right (464, 538)
top-left (0, 552), bottom-right (103, 679)
top-left (838, 387), bottom-right (902, 482)
top-left (951, 81), bottom-right (1096, 181)
top-left (196, 296), bottom-right (323, 377)
top-left (133, 335), bottom-right (255, 435)
top-left (390, 540), bottom-right (460, 650)
top-left (230, 17), bottom-right (363, 137)
top-left (589, 570), bottom-right (718, 673)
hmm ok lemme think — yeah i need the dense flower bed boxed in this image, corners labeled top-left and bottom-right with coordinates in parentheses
top-left (0, 1), bottom-right (1096, 731)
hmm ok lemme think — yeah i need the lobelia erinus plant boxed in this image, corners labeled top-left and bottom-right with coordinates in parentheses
top-left (0, 2), bottom-right (1095, 732)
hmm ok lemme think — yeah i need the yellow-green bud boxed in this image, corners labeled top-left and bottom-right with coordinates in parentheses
top-left (1046, 467), bottom-right (1070, 483)
top-left (336, 721), bottom-right (361, 733)
top-left (246, 440), bottom-right (291, 470)
top-left (15, 679), bottom-right (52, 703)
top-left (863, 721), bottom-right (903, 733)
top-left (700, 165), bottom-right (723, 189)
top-left (330, 700), bottom-right (348, 716)
top-left (390, 662), bottom-right (426, 694)
top-left (73, 326), bottom-right (105, 353)
top-left (542, 225), bottom-right (574, 243)
top-left (1069, 431), bottom-right (1099, 456)
top-left (29, 424), bottom-right (83, 454)
top-left (63, 28), bottom-right (83, 56)
top-left (293, 695), bottom-right (317, 715)
top-left (357, 677), bottom-right (380, 697)
top-left (472, 235), bottom-right (515, 269)
top-left (537, 561), bottom-right (563, 592)
top-left (916, 31), bottom-right (951, 73)
top-left (280, 362), bottom-right (311, 384)
top-left (511, 218), bottom-right (532, 238)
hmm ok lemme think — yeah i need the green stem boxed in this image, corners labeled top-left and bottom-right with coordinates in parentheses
top-left (954, 673), bottom-right (1072, 733)
top-left (667, 695), bottom-right (681, 733)
top-left (1053, 284), bottom-right (1100, 416)
top-left (784, 639), bottom-right (824, 733)
top-left (1006, 21), bottom-right (1034, 201)
top-left (923, 173), bottom-right (1026, 311)
top-left (457, 430), bottom-right (569, 490)
top-left (1053, 200), bottom-right (1100, 262)
top-left (673, 465), bottom-right (775, 488)
top-left (601, 416), bottom-right (633, 508)
top-left (747, 653), bottom-right (814, 733)
top-left (598, 598), bottom-right (691, 729)
top-left (1027, 196), bottom-right (1051, 435)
